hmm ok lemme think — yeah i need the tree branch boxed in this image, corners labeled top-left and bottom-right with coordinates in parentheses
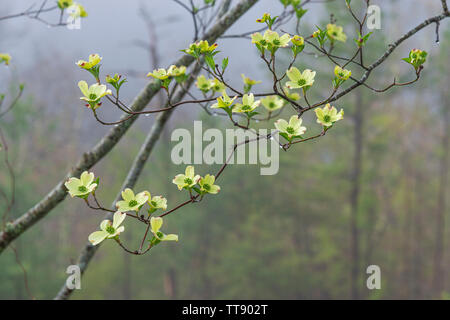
top-left (0, 0), bottom-right (260, 256)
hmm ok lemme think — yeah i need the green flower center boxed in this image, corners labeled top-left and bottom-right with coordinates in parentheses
top-left (297, 79), bottom-right (306, 86)
top-left (202, 84), bottom-right (209, 88)
top-left (184, 178), bottom-right (193, 185)
top-left (78, 186), bottom-right (88, 192)
top-left (323, 115), bottom-right (331, 122)
top-left (332, 32), bottom-right (338, 36)
top-left (203, 184), bottom-right (211, 191)
top-left (273, 39), bottom-right (281, 46)
top-left (241, 105), bottom-right (251, 111)
top-left (269, 102), bottom-right (275, 109)
top-left (338, 72), bottom-right (345, 78)
top-left (286, 127), bottom-right (295, 134)
top-left (106, 226), bottom-right (115, 234)
top-left (151, 201), bottom-right (157, 207)
top-left (129, 200), bottom-right (138, 207)
top-left (260, 40), bottom-right (267, 45)
top-left (89, 93), bottom-right (97, 100)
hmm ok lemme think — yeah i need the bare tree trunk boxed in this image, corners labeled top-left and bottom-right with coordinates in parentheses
top-left (432, 101), bottom-right (449, 297)
top-left (350, 90), bottom-right (363, 299)
top-left (164, 268), bottom-right (177, 299)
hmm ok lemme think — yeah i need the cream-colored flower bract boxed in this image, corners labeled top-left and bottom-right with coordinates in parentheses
top-left (333, 66), bottom-right (352, 88)
top-left (315, 103), bottom-right (344, 127)
top-left (275, 115), bottom-right (307, 140)
top-left (65, 171), bottom-right (97, 198)
top-left (282, 86), bottom-right (301, 101)
top-left (233, 93), bottom-right (261, 113)
top-left (196, 75), bottom-right (212, 93)
top-left (167, 65), bottom-right (186, 77)
top-left (241, 74), bottom-right (262, 86)
top-left (197, 40), bottom-right (218, 53)
top-left (57, 0), bottom-right (73, 9)
top-left (326, 24), bottom-right (347, 42)
top-left (88, 211), bottom-right (126, 245)
top-left (285, 67), bottom-right (316, 90)
top-left (78, 81), bottom-right (112, 109)
top-left (173, 165), bottom-right (200, 190)
top-left (116, 188), bottom-right (149, 212)
top-left (198, 174), bottom-right (220, 194)
top-left (264, 30), bottom-right (291, 48)
top-left (291, 35), bottom-right (304, 46)
top-left (150, 217), bottom-right (178, 242)
top-left (76, 54), bottom-right (102, 70)
top-left (252, 30), bottom-right (291, 51)
top-left (251, 32), bottom-right (265, 46)
top-left (70, 3), bottom-right (88, 18)
top-left (261, 95), bottom-right (285, 112)
top-left (147, 68), bottom-right (170, 80)
top-left (0, 53), bottom-right (11, 66)
top-left (210, 78), bottom-right (226, 93)
top-left (183, 40), bottom-right (218, 58)
top-left (210, 92), bottom-right (236, 110)
top-left (143, 191), bottom-right (168, 211)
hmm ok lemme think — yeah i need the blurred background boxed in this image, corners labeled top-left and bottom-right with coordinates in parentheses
top-left (0, 0), bottom-right (449, 299)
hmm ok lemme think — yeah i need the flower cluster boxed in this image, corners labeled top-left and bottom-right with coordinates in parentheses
top-left (251, 29), bottom-right (291, 53)
top-left (65, 171), bottom-right (98, 198)
top-left (76, 54), bottom-right (130, 109)
top-left (241, 74), bottom-right (261, 93)
top-left (210, 92), bottom-right (236, 111)
top-left (403, 49), bottom-right (428, 70)
top-left (66, 7), bottom-right (416, 256)
top-left (0, 53), bottom-right (11, 66)
top-left (173, 166), bottom-right (220, 195)
top-left (182, 40), bottom-right (218, 59)
top-left (147, 65), bottom-right (187, 88)
top-left (65, 171), bottom-right (176, 246)
top-left (286, 67), bottom-right (316, 91)
top-left (315, 104), bottom-right (344, 127)
top-left (275, 115), bottom-right (306, 141)
top-left (274, 103), bottom-right (344, 143)
top-left (88, 211), bottom-right (126, 245)
top-left (261, 95), bottom-right (285, 112)
top-left (313, 24), bottom-right (347, 46)
top-left (76, 53), bottom-right (101, 70)
top-left (57, 0), bottom-right (87, 17)
top-left (326, 24), bottom-right (347, 42)
top-left (78, 81), bottom-right (112, 109)
top-left (195, 75), bottom-right (225, 93)
top-left (333, 66), bottom-right (352, 88)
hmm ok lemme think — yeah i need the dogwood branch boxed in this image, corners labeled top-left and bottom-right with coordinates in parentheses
top-left (0, 0), bottom-right (261, 256)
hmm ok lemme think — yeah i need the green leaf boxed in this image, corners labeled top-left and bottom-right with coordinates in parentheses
top-left (205, 54), bottom-right (216, 70)
top-left (221, 57), bottom-right (229, 72)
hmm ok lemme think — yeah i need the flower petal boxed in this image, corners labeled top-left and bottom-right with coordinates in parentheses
top-left (150, 217), bottom-right (163, 234)
top-left (112, 211), bottom-right (126, 229)
top-left (121, 188), bottom-right (135, 202)
top-left (80, 171), bottom-right (94, 186)
top-left (88, 231), bottom-right (108, 245)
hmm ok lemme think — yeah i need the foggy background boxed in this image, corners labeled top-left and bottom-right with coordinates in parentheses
top-left (0, 0), bottom-right (449, 299)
